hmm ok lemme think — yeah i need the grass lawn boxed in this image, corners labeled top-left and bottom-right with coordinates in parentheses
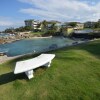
top-left (0, 40), bottom-right (100, 100)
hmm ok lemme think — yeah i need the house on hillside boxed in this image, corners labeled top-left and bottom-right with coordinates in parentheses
top-left (84, 21), bottom-right (95, 28)
top-left (55, 22), bottom-right (62, 32)
top-left (24, 19), bottom-right (42, 31)
top-left (74, 23), bottom-right (84, 30)
top-left (61, 25), bottom-right (74, 36)
top-left (98, 19), bottom-right (100, 22)
top-left (24, 19), bottom-right (34, 27)
top-left (41, 20), bottom-right (61, 33)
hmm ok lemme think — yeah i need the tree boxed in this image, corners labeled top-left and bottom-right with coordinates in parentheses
top-left (4, 27), bottom-right (14, 33)
top-left (24, 26), bottom-right (32, 31)
top-left (51, 23), bottom-right (58, 32)
top-left (15, 27), bottom-right (25, 32)
top-left (42, 20), bottom-right (48, 27)
top-left (94, 22), bottom-right (100, 28)
top-left (41, 20), bottom-right (48, 33)
top-left (68, 22), bottom-right (77, 27)
top-left (14, 26), bottom-right (32, 32)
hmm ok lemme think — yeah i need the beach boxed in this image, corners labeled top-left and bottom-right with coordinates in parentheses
top-left (0, 55), bottom-right (19, 64)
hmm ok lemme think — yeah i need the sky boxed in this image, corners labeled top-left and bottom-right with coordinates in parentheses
top-left (0, 0), bottom-right (100, 31)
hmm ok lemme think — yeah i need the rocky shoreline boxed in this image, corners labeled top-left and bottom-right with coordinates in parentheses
top-left (0, 32), bottom-right (43, 44)
top-left (0, 38), bottom-right (21, 44)
top-left (0, 35), bottom-right (52, 44)
top-left (0, 38), bottom-right (99, 64)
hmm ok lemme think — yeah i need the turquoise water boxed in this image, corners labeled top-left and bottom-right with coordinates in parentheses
top-left (0, 37), bottom-right (74, 57)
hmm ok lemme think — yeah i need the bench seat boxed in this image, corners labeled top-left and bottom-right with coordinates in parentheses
top-left (14, 54), bottom-right (55, 79)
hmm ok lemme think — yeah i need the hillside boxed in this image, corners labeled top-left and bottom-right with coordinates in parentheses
top-left (0, 40), bottom-right (100, 100)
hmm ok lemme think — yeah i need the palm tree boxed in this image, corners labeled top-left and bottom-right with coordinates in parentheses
top-left (41, 20), bottom-right (48, 33)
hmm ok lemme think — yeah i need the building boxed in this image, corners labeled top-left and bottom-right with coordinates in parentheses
top-left (98, 19), bottom-right (100, 22)
top-left (84, 21), bottom-right (95, 28)
top-left (24, 19), bottom-right (34, 27)
top-left (61, 25), bottom-right (74, 36)
top-left (41, 20), bottom-right (61, 33)
top-left (24, 19), bottom-right (42, 31)
top-left (55, 22), bottom-right (62, 32)
top-left (74, 23), bottom-right (84, 30)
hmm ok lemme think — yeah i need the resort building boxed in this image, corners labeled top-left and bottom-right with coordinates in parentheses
top-left (98, 19), bottom-right (100, 22)
top-left (74, 23), bottom-right (84, 30)
top-left (24, 19), bottom-right (42, 31)
top-left (41, 20), bottom-right (61, 33)
top-left (55, 22), bottom-right (62, 32)
top-left (25, 19), bottom-right (34, 27)
top-left (84, 21), bottom-right (95, 28)
top-left (46, 20), bottom-right (61, 28)
top-left (61, 25), bottom-right (74, 36)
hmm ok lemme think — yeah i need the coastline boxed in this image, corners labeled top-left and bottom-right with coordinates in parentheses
top-left (0, 36), bottom-right (53, 44)
top-left (0, 38), bottom-right (99, 64)
top-left (0, 55), bottom-right (22, 64)
top-left (30, 36), bottom-right (52, 39)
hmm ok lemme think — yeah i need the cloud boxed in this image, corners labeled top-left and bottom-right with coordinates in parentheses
top-left (0, 16), bottom-right (24, 31)
top-left (0, 20), bottom-right (13, 26)
top-left (19, 0), bottom-right (100, 22)
top-left (0, 16), bottom-right (24, 27)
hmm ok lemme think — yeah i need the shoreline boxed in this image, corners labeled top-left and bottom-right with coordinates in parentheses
top-left (0, 55), bottom-right (22, 64)
top-left (0, 36), bottom-right (53, 44)
top-left (0, 38), bottom-right (99, 64)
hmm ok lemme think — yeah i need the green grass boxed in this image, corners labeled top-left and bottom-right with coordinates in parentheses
top-left (93, 28), bottom-right (100, 31)
top-left (0, 40), bottom-right (100, 100)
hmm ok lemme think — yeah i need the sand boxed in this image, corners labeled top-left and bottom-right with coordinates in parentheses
top-left (0, 55), bottom-right (21, 64)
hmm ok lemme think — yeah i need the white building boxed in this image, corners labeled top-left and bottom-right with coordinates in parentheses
top-left (24, 19), bottom-right (42, 31)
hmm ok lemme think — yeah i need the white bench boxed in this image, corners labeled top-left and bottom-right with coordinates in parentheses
top-left (14, 54), bottom-right (55, 79)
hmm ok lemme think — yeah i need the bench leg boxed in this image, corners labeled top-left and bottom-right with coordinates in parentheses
top-left (44, 61), bottom-right (51, 67)
top-left (25, 70), bottom-right (34, 79)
